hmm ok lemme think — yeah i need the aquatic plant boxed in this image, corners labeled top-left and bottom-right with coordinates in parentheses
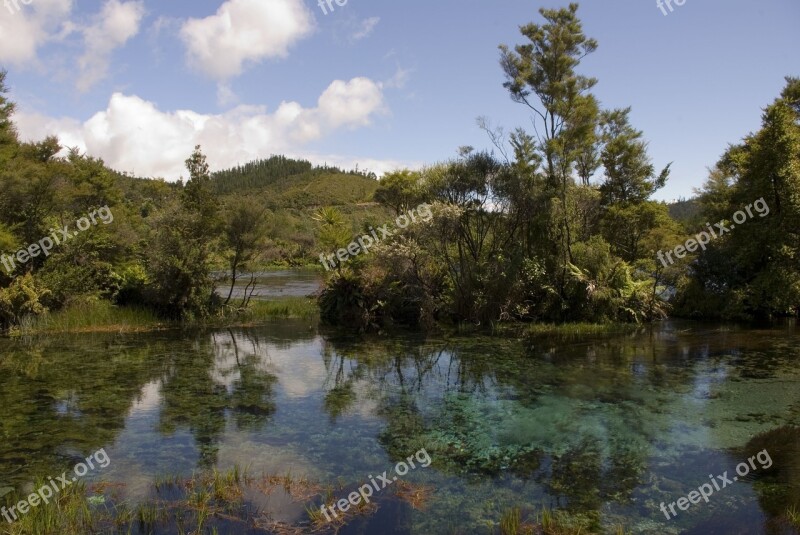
top-left (499, 507), bottom-right (522, 534)
top-left (786, 504), bottom-right (800, 528)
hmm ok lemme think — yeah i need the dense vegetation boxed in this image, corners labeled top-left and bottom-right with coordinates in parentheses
top-left (0, 71), bottom-right (387, 330)
top-left (318, 4), bottom-right (800, 330)
top-left (0, 3), bottom-right (797, 334)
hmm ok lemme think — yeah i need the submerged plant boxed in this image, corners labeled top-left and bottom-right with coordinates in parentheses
top-left (787, 504), bottom-right (800, 528)
top-left (499, 507), bottom-right (521, 535)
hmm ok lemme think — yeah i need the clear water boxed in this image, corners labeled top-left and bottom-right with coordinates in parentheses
top-left (0, 319), bottom-right (798, 534)
top-left (214, 269), bottom-right (322, 300)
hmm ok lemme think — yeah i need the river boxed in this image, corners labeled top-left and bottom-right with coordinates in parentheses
top-left (0, 284), bottom-right (798, 534)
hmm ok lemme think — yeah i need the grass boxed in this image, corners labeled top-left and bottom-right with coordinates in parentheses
top-left (787, 504), bottom-right (800, 528)
top-left (238, 297), bottom-right (318, 320)
top-left (15, 299), bottom-right (164, 336)
top-left (497, 507), bottom-right (631, 535)
top-left (8, 296), bottom-right (319, 337)
top-left (499, 507), bottom-right (524, 535)
top-left (0, 480), bottom-right (94, 535)
top-left (525, 322), bottom-right (643, 338)
top-left (0, 467), bottom-right (313, 535)
top-left (0, 466), bottom-right (440, 534)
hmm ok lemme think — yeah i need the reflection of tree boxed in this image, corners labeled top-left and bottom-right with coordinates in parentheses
top-left (0, 334), bottom-right (170, 487)
top-left (158, 330), bottom-right (277, 468)
top-left (322, 351), bottom-right (358, 423)
top-left (158, 340), bottom-right (228, 469)
top-left (227, 331), bottom-right (277, 431)
top-left (740, 426), bottom-right (800, 526)
top-left (318, 333), bottom-right (700, 512)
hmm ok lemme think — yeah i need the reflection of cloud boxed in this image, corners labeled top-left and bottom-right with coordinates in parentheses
top-left (129, 380), bottom-right (162, 415)
top-left (213, 331), bottom-right (328, 399)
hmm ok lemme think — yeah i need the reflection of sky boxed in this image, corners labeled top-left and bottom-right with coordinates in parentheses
top-left (213, 330), bottom-right (328, 399)
top-left (24, 321), bottom-right (797, 533)
top-left (214, 270), bottom-right (322, 299)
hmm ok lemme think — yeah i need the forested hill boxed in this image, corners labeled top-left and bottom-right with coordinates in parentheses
top-left (667, 198), bottom-right (701, 225)
top-left (211, 155), bottom-right (380, 208)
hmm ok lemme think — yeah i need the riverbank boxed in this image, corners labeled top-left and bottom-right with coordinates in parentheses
top-left (6, 297), bottom-right (319, 336)
top-left (4, 297), bottom-right (657, 338)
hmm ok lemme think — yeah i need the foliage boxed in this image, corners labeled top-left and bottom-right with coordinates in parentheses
top-left (0, 22), bottom-right (797, 332)
top-left (317, 3), bottom-right (794, 330)
top-left (373, 169), bottom-right (426, 214)
top-left (674, 77), bottom-right (800, 319)
top-left (0, 273), bottom-right (50, 328)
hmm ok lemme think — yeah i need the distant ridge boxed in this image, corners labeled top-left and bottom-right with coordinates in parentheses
top-left (211, 155), bottom-right (380, 208)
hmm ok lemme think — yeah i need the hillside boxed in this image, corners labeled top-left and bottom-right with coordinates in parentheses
top-left (212, 156), bottom-right (380, 208)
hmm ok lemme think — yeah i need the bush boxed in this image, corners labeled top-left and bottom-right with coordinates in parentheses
top-left (0, 273), bottom-right (50, 328)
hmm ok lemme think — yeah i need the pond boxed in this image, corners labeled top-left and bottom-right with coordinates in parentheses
top-left (214, 269), bottom-right (323, 300)
top-left (0, 317), bottom-right (798, 534)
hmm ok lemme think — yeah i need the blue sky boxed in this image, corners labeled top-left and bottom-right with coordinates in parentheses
top-left (0, 0), bottom-right (798, 200)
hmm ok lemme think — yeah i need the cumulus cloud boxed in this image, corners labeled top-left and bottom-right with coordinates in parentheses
top-left (351, 16), bottom-right (379, 41)
top-left (304, 154), bottom-right (415, 178)
top-left (15, 77), bottom-right (391, 180)
top-left (0, 0), bottom-right (74, 66)
top-left (180, 0), bottom-right (314, 80)
top-left (78, 0), bottom-right (145, 92)
top-left (0, 0), bottom-right (143, 90)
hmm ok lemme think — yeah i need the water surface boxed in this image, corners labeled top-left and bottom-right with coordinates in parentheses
top-left (0, 320), bottom-right (798, 534)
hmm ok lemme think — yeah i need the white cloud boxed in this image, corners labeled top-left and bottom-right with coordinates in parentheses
top-left (351, 16), bottom-right (379, 41)
top-left (304, 154), bottom-right (417, 177)
top-left (382, 66), bottom-right (412, 89)
top-left (180, 0), bottom-right (314, 80)
top-left (14, 77), bottom-right (392, 180)
top-left (78, 0), bottom-right (145, 92)
top-left (0, 0), bottom-right (74, 66)
top-left (216, 82), bottom-right (238, 107)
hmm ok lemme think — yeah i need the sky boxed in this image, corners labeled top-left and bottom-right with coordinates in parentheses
top-left (0, 0), bottom-right (798, 201)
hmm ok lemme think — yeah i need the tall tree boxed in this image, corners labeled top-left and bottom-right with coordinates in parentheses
top-left (680, 77), bottom-right (800, 318)
top-left (499, 3), bottom-right (599, 274)
top-left (499, 3), bottom-right (598, 189)
top-left (223, 198), bottom-right (267, 306)
top-left (0, 70), bottom-right (17, 156)
top-left (599, 108), bottom-right (670, 206)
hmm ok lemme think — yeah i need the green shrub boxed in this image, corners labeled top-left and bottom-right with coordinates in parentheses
top-left (0, 273), bottom-right (50, 328)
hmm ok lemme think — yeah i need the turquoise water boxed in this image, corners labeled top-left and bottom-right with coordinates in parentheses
top-left (0, 320), bottom-right (798, 534)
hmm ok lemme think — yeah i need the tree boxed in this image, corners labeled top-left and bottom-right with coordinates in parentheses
top-left (373, 170), bottom-right (424, 215)
top-left (184, 145), bottom-right (220, 235)
top-left (0, 70), bottom-right (18, 157)
top-left (143, 147), bottom-right (222, 318)
top-left (312, 207), bottom-right (352, 272)
top-left (223, 198), bottom-right (267, 306)
top-left (599, 108), bottom-right (670, 206)
top-left (499, 3), bottom-right (598, 189)
top-left (678, 78), bottom-right (800, 318)
top-left (499, 3), bottom-right (600, 276)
